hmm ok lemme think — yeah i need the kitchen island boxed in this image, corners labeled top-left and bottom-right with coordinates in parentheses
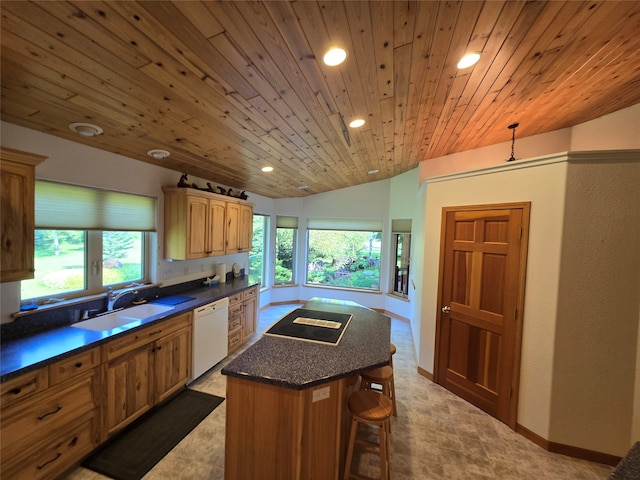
top-left (221, 298), bottom-right (391, 480)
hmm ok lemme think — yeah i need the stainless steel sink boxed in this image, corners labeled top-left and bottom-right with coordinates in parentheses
top-left (71, 303), bottom-right (174, 332)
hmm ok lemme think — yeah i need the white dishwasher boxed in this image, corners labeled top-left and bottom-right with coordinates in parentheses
top-left (192, 296), bottom-right (229, 380)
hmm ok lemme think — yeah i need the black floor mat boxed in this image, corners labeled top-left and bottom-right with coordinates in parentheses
top-left (82, 389), bottom-right (224, 480)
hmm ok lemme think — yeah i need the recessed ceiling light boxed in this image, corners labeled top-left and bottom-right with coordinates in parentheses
top-left (349, 118), bottom-right (365, 128)
top-left (261, 166), bottom-right (274, 172)
top-left (69, 122), bottom-right (103, 137)
top-left (457, 53), bottom-right (480, 69)
top-left (368, 169), bottom-right (379, 175)
top-left (323, 47), bottom-right (347, 66)
top-left (147, 149), bottom-right (170, 160)
top-left (298, 185), bottom-right (308, 190)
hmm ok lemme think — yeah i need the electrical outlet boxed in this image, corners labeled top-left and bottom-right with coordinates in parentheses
top-left (163, 269), bottom-right (173, 280)
top-left (312, 386), bottom-right (331, 402)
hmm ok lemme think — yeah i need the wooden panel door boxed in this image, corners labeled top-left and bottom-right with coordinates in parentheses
top-left (435, 203), bottom-right (529, 427)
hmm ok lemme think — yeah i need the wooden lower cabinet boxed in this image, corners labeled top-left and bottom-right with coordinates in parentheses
top-left (0, 348), bottom-right (101, 480)
top-left (103, 312), bottom-right (192, 439)
top-left (0, 308), bottom-right (196, 478)
top-left (228, 286), bottom-right (258, 353)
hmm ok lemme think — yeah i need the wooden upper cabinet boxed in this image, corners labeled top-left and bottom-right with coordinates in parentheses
top-left (0, 147), bottom-right (47, 283)
top-left (226, 202), bottom-right (253, 254)
top-left (163, 187), bottom-right (252, 260)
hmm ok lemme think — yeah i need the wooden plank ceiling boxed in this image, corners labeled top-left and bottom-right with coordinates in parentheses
top-left (2, 1), bottom-right (639, 199)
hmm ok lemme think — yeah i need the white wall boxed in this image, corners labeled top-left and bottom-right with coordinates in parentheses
top-left (570, 104), bottom-right (640, 151)
top-left (420, 156), bottom-right (569, 442)
top-left (551, 155), bottom-right (640, 455)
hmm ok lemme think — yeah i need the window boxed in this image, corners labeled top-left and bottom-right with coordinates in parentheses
top-left (306, 218), bottom-right (382, 291)
top-left (391, 219), bottom-right (412, 297)
top-left (275, 216), bottom-right (298, 285)
top-left (249, 214), bottom-right (268, 287)
top-left (21, 181), bottom-right (155, 302)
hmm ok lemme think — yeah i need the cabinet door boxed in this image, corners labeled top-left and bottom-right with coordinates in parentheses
top-left (225, 202), bottom-right (240, 254)
top-left (242, 295), bottom-right (257, 341)
top-left (186, 195), bottom-right (211, 258)
top-left (104, 343), bottom-right (154, 437)
top-left (209, 199), bottom-right (226, 256)
top-left (154, 326), bottom-right (192, 403)
top-left (239, 204), bottom-right (253, 252)
top-left (0, 160), bottom-right (36, 282)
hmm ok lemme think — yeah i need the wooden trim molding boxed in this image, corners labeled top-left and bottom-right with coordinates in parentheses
top-left (417, 367), bottom-right (433, 381)
top-left (516, 424), bottom-right (622, 467)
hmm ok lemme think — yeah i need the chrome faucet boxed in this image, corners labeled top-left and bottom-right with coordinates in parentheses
top-left (107, 287), bottom-right (139, 311)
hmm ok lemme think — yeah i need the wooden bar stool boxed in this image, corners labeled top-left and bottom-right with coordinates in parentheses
top-left (343, 390), bottom-right (392, 480)
top-left (361, 342), bottom-right (397, 417)
top-left (361, 366), bottom-right (397, 417)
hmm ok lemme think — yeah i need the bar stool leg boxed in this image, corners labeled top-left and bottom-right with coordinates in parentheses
top-left (379, 421), bottom-right (389, 480)
top-left (343, 416), bottom-right (358, 480)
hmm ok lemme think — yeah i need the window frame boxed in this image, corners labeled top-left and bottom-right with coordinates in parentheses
top-left (304, 218), bottom-right (383, 293)
top-left (274, 216), bottom-right (298, 286)
top-left (21, 229), bottom-right (152, 303)
top-left (249, 214), bottom-right (269, 288)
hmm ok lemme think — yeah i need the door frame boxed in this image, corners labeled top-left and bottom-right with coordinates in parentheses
top-left (433, 202), bottom-right (531, 429)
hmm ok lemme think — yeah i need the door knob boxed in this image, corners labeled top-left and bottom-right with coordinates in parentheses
top-left (441, 305), bottom-right (451, 313)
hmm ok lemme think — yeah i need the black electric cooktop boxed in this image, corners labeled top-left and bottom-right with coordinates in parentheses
top-left (264, 308), bottom-right (352, 346)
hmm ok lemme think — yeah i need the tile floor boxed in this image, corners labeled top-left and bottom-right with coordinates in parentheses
top-left (64, 304), bottom-right (614, 480)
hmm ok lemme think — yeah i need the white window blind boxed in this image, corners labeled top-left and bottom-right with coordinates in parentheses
top-left (391, 219), bottom-right (412, 233)
top-left (276, 215), bottom-right (299, 228)
top-left (35, 180), bottom-right (157, 231)
top-left (307, 217), bottom-right (383, 232)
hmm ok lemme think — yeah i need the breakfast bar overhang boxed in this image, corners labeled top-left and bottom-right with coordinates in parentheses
top-left (221, 298), bottom-right (391, 480)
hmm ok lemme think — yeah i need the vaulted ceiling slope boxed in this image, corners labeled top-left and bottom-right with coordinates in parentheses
top-left (1, 1), bottom-right (639, 198)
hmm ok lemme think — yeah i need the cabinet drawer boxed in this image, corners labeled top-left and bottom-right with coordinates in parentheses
top-left (103, 312), bottom-right (192, 361)
top-left (228, 292), bottom-right (243, 305)
top-left (0, 367), bottom-right (48, 408)
top-left (229, 316), bottom-right (242, 333)
top-left (49, 347), bottom-right (100, 386)
top-left (243, 286), bottom-right (257, 301)
top-left (1, 371), bottom-right (97, 460)
top-left (229, 302), bottom-right (243, 317)
top-left (228, 330), bottom-right (242, 354)
top-left (3, 414), bottom-right (96, 480)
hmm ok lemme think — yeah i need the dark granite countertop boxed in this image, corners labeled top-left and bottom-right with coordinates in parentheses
top-left (1, 278), bottom-right (257, 382)
top-left (221, 298), bottom-right (391, 390)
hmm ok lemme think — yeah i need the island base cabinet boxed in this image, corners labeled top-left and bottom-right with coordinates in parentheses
top-left (225, 376), bottom-right (355, 480)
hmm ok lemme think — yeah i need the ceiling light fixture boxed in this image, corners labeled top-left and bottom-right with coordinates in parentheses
top-left (323, 47), bottom-right (347, 66)
top-left (506, 122), bottom-right (520, 162)
top-left (349, 118), bottom-right (365, 128)
top-left (298, 185), bottom-right (309, 190)
top-left (457, 52), bottom-right (480, 69)
top-left (368, 169), bottom-right (379, 175)
top-left (261, 166), bottom-right (274, 172)
top-left (69, 122), bottom-right (103, 137)
top-left (147, 149), bottom-right (170, 160)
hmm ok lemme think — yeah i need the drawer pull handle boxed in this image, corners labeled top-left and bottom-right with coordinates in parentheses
top-left (37, 453), bottom-right (61, 470)
top-left (150, 330), bottom-right (163, 336)
top-left (38, 405), bottom-right (62, 420)
top-left (75, 362), bottom-right (83, 368)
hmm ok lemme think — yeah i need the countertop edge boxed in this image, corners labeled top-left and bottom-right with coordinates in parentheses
top-left (1, 279), bottom-right (259, 382)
